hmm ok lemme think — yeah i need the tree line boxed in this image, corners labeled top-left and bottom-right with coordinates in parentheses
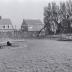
top-left (43, 0), bottom-right (72, 35)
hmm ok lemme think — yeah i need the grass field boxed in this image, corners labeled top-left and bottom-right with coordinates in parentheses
top-left (0, 39), bottom-right (72, 72)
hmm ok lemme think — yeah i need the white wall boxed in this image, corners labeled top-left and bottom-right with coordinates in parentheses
top-left (0, 25), bottom-right (13, 30)
top-left (0, 25), bottom-right (14, 32)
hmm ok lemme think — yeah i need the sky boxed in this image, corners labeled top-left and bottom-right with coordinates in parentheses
top-left (0, 0), bottom-right (68, 29)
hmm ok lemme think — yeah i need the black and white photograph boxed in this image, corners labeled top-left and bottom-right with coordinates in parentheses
top-left (0, 0), bottom-right (72, 72)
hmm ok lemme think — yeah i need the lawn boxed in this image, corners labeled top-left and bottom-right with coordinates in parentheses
top-left (0, 39), bottom-right (72, 72)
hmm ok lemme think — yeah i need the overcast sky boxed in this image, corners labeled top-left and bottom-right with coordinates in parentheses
top-left (0, 0), bottom-right (68, 29)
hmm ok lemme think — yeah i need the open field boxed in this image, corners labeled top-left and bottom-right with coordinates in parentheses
top-left (0, 39), bottom-right (72, 72)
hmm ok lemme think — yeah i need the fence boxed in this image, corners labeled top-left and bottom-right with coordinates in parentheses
top-left (0, 31), bottom-right (69, 40)
top-left (0, 31), bottom-right (39, 39)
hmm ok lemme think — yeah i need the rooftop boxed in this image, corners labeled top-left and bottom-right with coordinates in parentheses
top-left (0, 19), bottom-right (12, 25)
top-left (22, 19), bottom-right (43, 26)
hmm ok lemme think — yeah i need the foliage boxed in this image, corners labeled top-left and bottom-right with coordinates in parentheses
top-left (44, 0), bottom-right (72, 35)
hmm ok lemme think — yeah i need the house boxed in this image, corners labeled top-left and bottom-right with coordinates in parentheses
top-left (21, 19), bottom-right (44, 32)
top-left (21, 19), bottom-right (44, 37)
top-left (21, 19), bottom-right (28, 32)
top-left (0, 17), bottom-right (14, 32)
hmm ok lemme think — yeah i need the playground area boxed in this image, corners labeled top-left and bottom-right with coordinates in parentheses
top-left (0, 39), bottom-right (72, 72)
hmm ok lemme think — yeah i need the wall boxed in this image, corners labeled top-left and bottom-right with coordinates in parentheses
top-left (0, 25), bottom-right (13, 32)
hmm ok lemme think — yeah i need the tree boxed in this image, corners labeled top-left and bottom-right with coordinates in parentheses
top-left (44, 3), bottom-right (52, 35)
top-left (66, 0), bottom-right (72, 16)
top-left (44, 2), bottom-right (59, 35)
top-left (60, 2), bottom-right (67, 19)
top-left (43, 0), bottom-right (72, 35)
top-left (66, 1), bottom-right (71, 16)
top-left (60, 1), bottom-right (72, 33)
top-left (51, 2), bottom-right (58, 20)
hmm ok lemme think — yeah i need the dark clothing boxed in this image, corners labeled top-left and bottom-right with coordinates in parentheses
top-left (7, 41), bottom-right (12, 46)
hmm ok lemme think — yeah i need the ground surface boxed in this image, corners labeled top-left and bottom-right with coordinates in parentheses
top-left (0, 39), bottom-right (72, 72)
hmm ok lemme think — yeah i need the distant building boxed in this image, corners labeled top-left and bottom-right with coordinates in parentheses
top-left (21, 19), bottom-right (44, 37)
top-left (21, 19), bottom-right (44, 32)
top-left (21, 19), bottom-right (28, 32)
top-left (0, 17), bottom-right (14, 32)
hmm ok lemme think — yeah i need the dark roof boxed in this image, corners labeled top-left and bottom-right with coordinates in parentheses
top-left (21, 19), bottom-right (44, 31)
top-left (0, 19), bottom-right (12, 25)
top-left (22, 19), bottom-right (43, 26)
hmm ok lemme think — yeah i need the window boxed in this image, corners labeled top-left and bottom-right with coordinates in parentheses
top-left (3, 26), bottom-right (5, 29)
top-left (29, 26), bottom-right (32, 29)
top-left (8, 25), bottom-right (9, 28)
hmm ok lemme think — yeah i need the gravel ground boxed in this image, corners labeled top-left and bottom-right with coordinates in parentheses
top-left (0, 39), bottom-right (72, 72)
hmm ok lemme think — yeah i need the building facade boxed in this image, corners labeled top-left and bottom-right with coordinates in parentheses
top-left (21, 19), bottom-right (44, 37)
top-left (21, 19), bottom-right (44, 32)
top-left (0, 17), bottom-right (14, 32)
